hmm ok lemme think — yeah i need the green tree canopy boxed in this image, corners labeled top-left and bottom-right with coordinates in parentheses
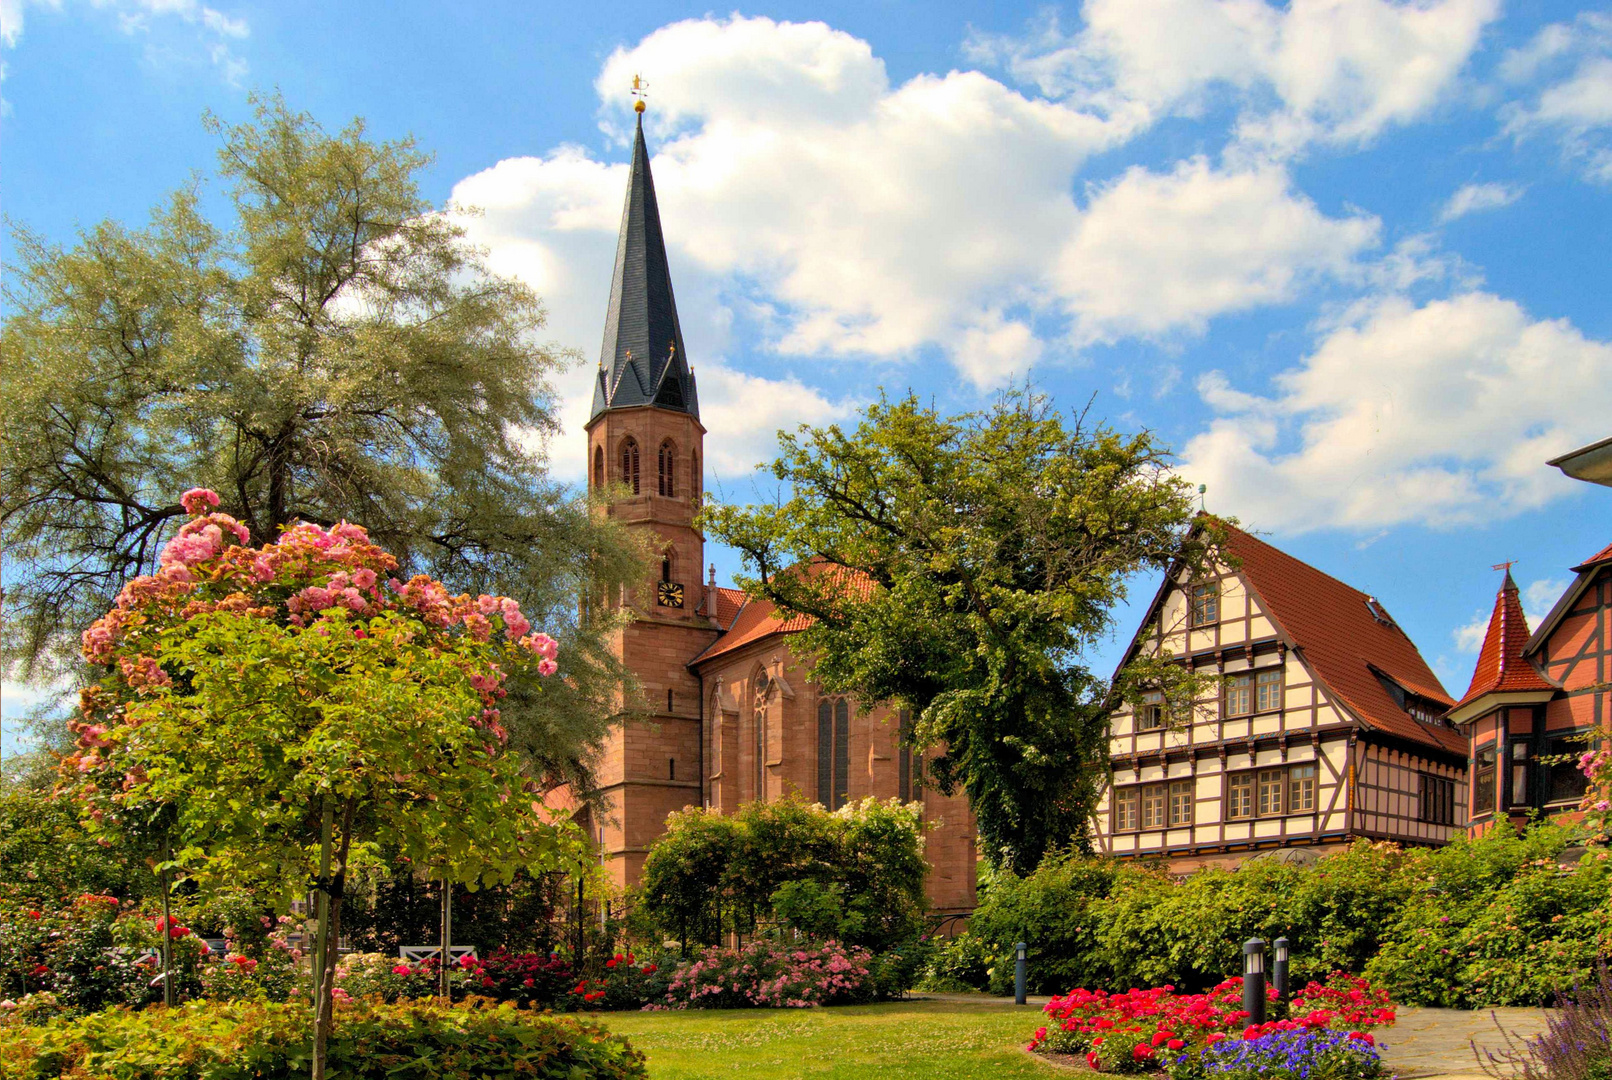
top-left (700, 391), bottom-right (1217, 871)
top-left (0, 94), bottom-right (644, 790)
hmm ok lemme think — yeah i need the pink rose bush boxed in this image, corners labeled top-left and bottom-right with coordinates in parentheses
top-left (659, 940), bottom-right (876, 1009)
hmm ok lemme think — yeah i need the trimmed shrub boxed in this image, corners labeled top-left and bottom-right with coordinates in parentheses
top-left (0, 998), bottom-right (647, 1080)
top-left (661, 940), bottom-right (878, 1009)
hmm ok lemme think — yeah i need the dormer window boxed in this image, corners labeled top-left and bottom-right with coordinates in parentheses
top-left (1364, 596), bottom-right (1394, 627)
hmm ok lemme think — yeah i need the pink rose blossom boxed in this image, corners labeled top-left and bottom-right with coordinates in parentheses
top-left (180, 488), bottom-right (221, 515)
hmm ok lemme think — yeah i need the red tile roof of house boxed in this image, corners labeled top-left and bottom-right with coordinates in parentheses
top-left (1453, 572), bottom-right (1556, 713)
top-left (1219, 522), bottom-right (1466, 755)
top-left (1574, 540), bottom-right (1612, 573)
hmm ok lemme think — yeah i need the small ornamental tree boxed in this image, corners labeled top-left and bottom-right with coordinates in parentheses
top-left (62, 488), bottom-right (584, 1079)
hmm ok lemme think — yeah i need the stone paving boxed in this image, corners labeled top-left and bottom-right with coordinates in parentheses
top-left (1380, 1006), bottom-right (1553, 1079)
top-left (916, 995), bottom-right (1555, 1078)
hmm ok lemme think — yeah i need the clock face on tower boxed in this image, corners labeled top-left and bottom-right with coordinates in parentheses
top-left (657, 581), bottom-right (685, 609)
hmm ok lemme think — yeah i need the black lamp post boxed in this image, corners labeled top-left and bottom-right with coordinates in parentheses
top-left (1014, 942), bottom-right (1028, 1006)
top-left (1272, 936), bottom-right (1290, 1003)
top-left (1242, 938), bottom-right (1266, 1026)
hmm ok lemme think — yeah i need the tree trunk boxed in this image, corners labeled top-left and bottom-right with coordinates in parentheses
top-left (312, 799), bottom-right (354, 1080)
top-left (159, 837), bottom-right (176, 1008)
top-left (439, 878), bottom-right (452, 1003)
top-left (310, 803), bottom-right (333, 1010)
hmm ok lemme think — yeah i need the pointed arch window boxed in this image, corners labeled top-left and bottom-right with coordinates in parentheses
top-left (593, 447), bottom-right (604, 491)
top-left (658, 440), bottom-right (676, 497)
top-left (691, 450), bottom-right (700, 502)
top-left (619, 437), bottom-right (640, 495)
top-left (753, 672), bottom-right (771, 803)
top-left (816, 697), bottom-right (851, 810)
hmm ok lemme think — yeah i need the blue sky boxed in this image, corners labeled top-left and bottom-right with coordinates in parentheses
top-left (4, 0), bottom-right (1611, 751)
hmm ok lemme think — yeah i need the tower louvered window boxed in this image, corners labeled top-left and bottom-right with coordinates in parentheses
top-left (658, 440), bottom-right (675, 496)
top-left (620, 438), bottom-right (640, 494)
top-left (817, 697), bottom-right (851, 810)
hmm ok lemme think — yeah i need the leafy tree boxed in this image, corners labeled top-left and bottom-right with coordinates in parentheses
top-left (700, 391), bottom-right (1217, 870)
top-left (636, 796), bottom-right (927, 952)
top-left (63, 490), bottom-right (589, 1077)
top-left (0, 94), bottom-right (644, 792)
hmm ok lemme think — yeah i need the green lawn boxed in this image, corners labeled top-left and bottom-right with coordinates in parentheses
top-left (594, 999), bottom-right (1060, 1079)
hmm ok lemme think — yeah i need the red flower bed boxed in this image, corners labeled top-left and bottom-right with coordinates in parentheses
top-left (1028, 972), bottom-right (1395, 1074)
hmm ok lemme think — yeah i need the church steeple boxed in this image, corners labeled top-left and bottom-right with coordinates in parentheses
top-left (589, 112), bottom-right (699, 423)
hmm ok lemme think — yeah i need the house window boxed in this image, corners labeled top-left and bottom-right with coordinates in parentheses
top-left (1190, 583), bottom-right (1219, 627)
top-left (1419, 773), bottom-right (1455, 825)
top-left (1168, 780), bottom-right (1193, 827)
top-left (1227, 773), bottom-right (1255, 819)
top-left (1115, 788), bottom-right (1139, 832)
top-left (1257, 768), bottom-right (1285, 816)
top-left (816, 697), bottom-right (851, 810)
top-left (1225, 674), bottom-right (1253, 718)
top-left (1289, 763), bottom-right (1317, 812)
top-left (1473, 746), bottom-right (1497, 815)
top-left (1137, 691), bottom-right (1165, 731)
top-left (619, 438), bottom-right (640, 494)
top-left (1255, 669), bottom-right (1282, 713)
top-left (1545, 735), bottom-right (1590, 804)
top-left (1141, 785), bottom-right (1167, 829)
top-left (658, 440), bottom-right (676, 497)
top-left (1510, 740), bottom-right (1530, 806)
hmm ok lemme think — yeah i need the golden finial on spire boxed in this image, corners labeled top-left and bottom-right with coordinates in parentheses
top-left (631, 73), bottom-right (648, 114)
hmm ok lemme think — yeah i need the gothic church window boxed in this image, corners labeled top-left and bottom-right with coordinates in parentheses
top-left (816, 697), bottom-right (851, 810)
top-left (897, 708), bottom-right (915, 804)
top-left (593, 447), bottom-right (604, 491)
top-left (620, 438), bottom-right (640, 494)
top-left (658, 440), bottom-right (676, 497)
top-left (754, 673), bottom-right (770, 803)
top-left (692, 450), bottom-right (700, 502)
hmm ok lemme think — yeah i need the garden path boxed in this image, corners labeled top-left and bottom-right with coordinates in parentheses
top-left (912, 995), bottom-right (1555, 1078)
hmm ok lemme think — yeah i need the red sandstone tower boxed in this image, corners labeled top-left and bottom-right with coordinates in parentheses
top-left (584, 110), bottom-right (719, 889)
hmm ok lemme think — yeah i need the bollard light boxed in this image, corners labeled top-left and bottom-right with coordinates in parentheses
top-left (1242, 938), bottom-right (1267, 1026)
top-left (1272, 936), bottom-right (1290, 1004)
top-left (1014, 942), bottom-right (1028, 1006)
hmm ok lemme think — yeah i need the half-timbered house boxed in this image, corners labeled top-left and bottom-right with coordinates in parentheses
top-left (1097, 521), bottom-right (1470, 870)
top-left (1449, 545), bottom-right (1611, 832)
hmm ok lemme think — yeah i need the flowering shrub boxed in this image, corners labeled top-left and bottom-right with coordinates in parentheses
top-left (0, 894), bottom-right (209, 1014)
top-left (661, 940), bottom-right (876, 1009)
top-left (0, 998), bottom-right (648, 1079)
top-left (1028, 974), bottom-right (1395, 1075)
top-left (1477, 959), bottom-right (1612, 1080)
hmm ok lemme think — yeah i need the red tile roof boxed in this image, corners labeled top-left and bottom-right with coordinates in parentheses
top-left (1219, 522), bottom-right (1465, 755)
top-left (1574, 540), bottom-right (1612, 573)
top-left (1453, 572), bottom-right (1556, 713)
top-left (692, 563), bottom-right (872, 665)
top-left (710, 586), bottom-right (747, 630)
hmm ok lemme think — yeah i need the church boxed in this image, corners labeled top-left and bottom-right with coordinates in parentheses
top-left (557, 108), bottom-right (979, 917)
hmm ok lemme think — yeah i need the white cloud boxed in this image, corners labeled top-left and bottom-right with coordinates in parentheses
top-left (446, 11), bottom-right (1382, 444)
top-left (1439, 181), bottom-right (1524, 222)
top-left (1501, 13), bottom-right (1612, 183)
top-left (1057, 157), bottom-right (1379, 344)
top-left (967, 0), bottom-right (1500, 157)
top-left (1180, 292), bottom-right (1612, 532)
top-left (2, 0), bottom-right (247, 82)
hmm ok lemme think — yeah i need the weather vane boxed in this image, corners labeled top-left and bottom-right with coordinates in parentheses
top-left (1491, 560), bottom-right (1516, 573)
top-left (631, 74), bottom-right (648, 114)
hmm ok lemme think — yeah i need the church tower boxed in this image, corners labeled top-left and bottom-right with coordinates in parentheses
top-left (585, 105), bottom-right (718, 889)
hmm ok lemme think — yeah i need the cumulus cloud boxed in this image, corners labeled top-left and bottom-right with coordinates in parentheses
top-left (966, 0), bottom-right (1500, 157)
top-left (1501, 13), bottom-right (1612, 183)
top-left (450, 12), bottom-right (1383, 427)
top-left (1180, 292), bottom-right (1612, 532)
top-left (1058, 157), bottom-right (1379, 343)
top-left (1438, 181), bottom-right (1524, 222)
top-left (2, 0), bottom-right (248, 81)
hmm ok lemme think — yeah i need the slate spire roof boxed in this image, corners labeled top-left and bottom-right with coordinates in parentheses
top-left (589, 113), bottom-right (699, 423)
top-left (1453, 570), bottom-right (1555, 714)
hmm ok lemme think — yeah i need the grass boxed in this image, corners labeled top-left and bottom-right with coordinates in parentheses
top-left (593, 998), bottom-right (1061, 1079)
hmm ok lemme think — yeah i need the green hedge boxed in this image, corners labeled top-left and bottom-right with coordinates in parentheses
top-left (950, 822), bottom-right (1610, 1007)
top-left (0, 998), bottom-right (647, 1080)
